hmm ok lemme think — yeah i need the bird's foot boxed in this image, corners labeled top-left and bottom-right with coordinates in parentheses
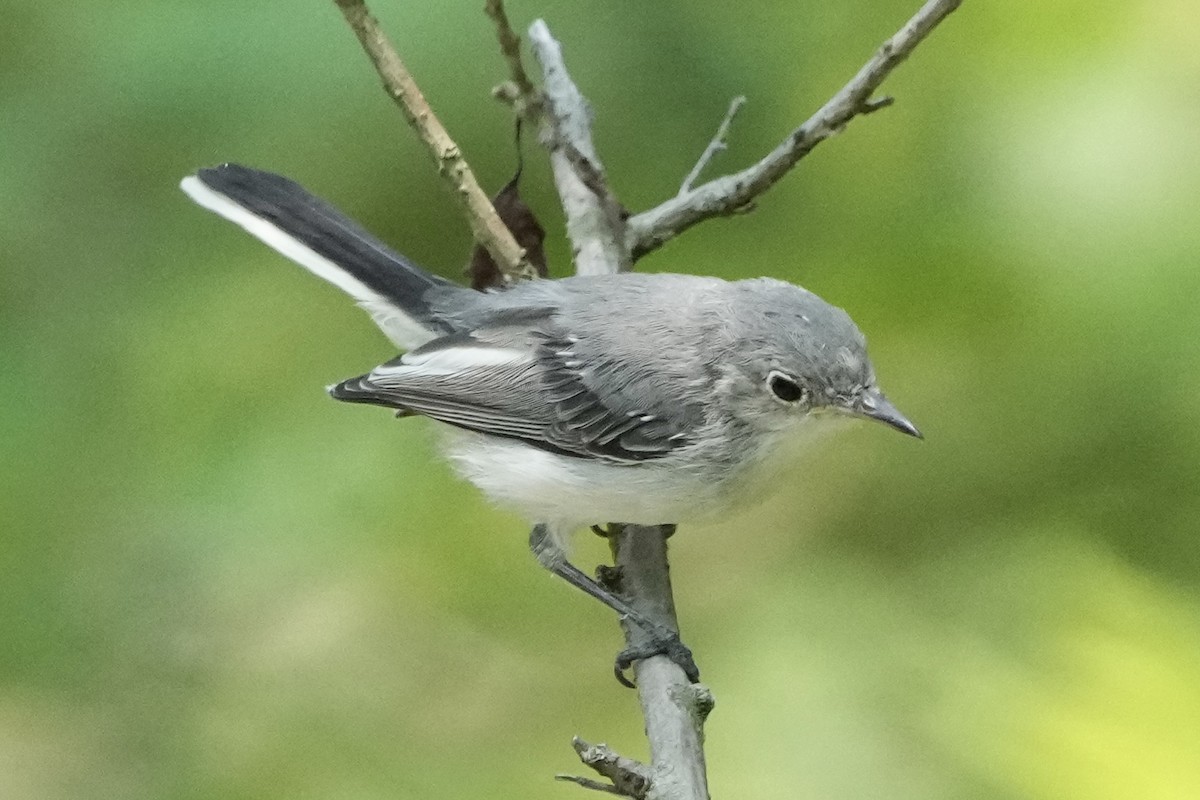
top-left (613, 628), bottom-right (700, 688)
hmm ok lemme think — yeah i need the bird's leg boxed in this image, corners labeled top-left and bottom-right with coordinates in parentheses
top-left (529, 523), bottom-right (699, 687)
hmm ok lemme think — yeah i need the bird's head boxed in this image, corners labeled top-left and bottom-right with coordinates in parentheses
top-left (720, 278), bottom-right (921, 439)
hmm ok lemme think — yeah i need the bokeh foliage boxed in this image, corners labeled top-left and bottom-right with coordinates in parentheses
top-left (2, 1), bottom-right (1199, 798)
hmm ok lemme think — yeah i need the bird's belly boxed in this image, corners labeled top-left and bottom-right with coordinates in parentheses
top-left (440, 414), bottom-right (847, 532)
top-left (441, 431), bottom-right (726, 528)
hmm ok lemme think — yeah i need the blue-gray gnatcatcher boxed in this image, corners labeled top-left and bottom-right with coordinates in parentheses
top-left (180, 163), bottom-right (920, 682)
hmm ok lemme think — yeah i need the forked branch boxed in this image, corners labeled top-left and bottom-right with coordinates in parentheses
top-left (627, 0), bottom-right (963, 259)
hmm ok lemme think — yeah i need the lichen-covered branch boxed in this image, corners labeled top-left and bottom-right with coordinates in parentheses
top-left (527, 20), bottom-right (631, 275)
top-left (333, 0), bottom-right (537, 283)
top-left (626, 0), bottom-right (963, 259)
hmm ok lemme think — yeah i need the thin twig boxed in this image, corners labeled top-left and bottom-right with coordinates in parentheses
top-left (678, 95), bottom-right (746, 196)
top-left (627, 0), bottom-right (963, 259)
top-left (333, 0), bottom-right (536, 283)
top-left (484, 0), bottom-right (536, 99)
top-left (560, 738), bottom-right (652, 799)
top-left (862, 95), bottom-right (896, 113)
top-left (574, 738), bottom-right (653, 788)
top-left (555, 775), bottom-right (633, 797)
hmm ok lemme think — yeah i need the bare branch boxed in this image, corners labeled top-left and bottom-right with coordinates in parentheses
top-left (627, 0), bottom-right (963, 260)
top-left (611, 526), bottom-right (713, 800)
top-left (862, 95), bottom-right (896, 113)
top-left (523, 21), bottom-right (711, 800)
top-left (527, 20), bottom-right (631, 274)
top-left (555, 737), bottom-right (652, 799)
top-left (555, 775), bottom-right (634, 797)
top-left (333, 0), bottom-right (537, 283)
top-left (485, 0), bottom-right (537, 101)
top-left (678, 95), bottom-right (746, 196)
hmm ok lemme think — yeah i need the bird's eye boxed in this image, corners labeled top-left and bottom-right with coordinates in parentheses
top-left (767, 371), bottom-right (806, 403)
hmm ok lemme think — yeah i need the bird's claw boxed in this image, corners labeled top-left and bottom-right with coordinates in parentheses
top-left (613, 633), bottom-right (700, 688)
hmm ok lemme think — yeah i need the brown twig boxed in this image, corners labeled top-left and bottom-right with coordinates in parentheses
top-left (485, 0), bottom-right (537, 101)
top-left (333, 0), bottom-right (536, 284)
top-left (627, 0), bottom-right (963, 259)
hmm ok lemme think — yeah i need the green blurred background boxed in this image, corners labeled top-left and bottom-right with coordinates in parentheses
top-left (3, 0), bottom-right (1199, 797)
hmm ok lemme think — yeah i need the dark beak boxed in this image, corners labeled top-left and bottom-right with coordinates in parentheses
top-left (858, 391), bottom-right (922, 439)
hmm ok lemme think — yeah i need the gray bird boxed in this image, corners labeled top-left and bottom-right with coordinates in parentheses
top-left (180, 163), bottom-right (921, 682)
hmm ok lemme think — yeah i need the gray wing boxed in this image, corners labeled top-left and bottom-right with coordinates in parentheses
top-left (329, 315), bottom-right (698, 463)
top-left (533, 329), bottom-right (692, 460)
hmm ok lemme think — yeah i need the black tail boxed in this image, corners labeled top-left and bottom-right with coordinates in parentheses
top-left (181, 163), bottom-right (463, 344)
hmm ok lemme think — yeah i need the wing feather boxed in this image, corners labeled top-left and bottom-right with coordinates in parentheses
top-left (329, 324), bottom-right (696, 463)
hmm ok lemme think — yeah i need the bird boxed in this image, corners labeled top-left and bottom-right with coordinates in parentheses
top-left (180, 162), bottom-right (921, 683)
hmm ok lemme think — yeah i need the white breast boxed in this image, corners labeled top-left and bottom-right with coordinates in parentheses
top-left (438, 412), bottom-right (848, 534)
top-left (441, 431), bottom-right (718, 529)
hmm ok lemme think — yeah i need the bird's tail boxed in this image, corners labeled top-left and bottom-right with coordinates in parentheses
top-left (180, 163), bottom-right (464, 349)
